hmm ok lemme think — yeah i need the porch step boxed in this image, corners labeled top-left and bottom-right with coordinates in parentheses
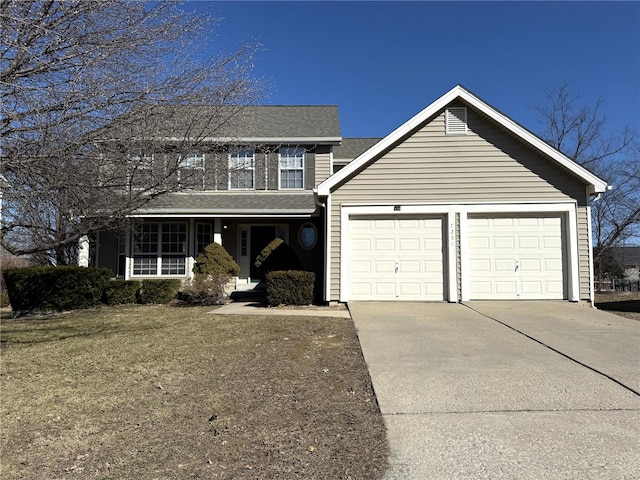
top-left (229, 280), bottom-right (267, 303)
top-left (230, 289), bottom-right (267, 303)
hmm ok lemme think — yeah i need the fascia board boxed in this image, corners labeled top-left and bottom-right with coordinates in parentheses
top-left (155, 137), bottom-right (343, 145)
top-left (318, 85), bottom-right (608, 196)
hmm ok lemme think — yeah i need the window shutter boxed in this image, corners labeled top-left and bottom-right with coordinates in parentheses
top-left (267, 152), bottom-right (279, 190)
top-left (305, 152), bottom-right (315, 190)
top-left (445, 107), bottom-right (467, 135)
top-left (255, 152), bottom-right (266, 190)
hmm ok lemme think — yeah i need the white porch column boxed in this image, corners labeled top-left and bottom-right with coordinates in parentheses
top-left (214, 218), bottom-right (222, 244)
top-left (78, 235), bottom-right (90, 267)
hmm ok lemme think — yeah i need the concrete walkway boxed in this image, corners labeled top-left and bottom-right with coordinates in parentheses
top-left (349, 301), bottom-right (640, 480)
top-left (209, 301), bottom-right (351, 318)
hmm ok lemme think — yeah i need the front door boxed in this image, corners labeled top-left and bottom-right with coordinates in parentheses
top-left (250, 225), bottom-right (277, 280)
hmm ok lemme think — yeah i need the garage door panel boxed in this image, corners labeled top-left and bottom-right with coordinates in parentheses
top-left (349, 216), bottom-right (445, 301)
top-left (495, 281), bottom-right (518, 294)
top-left (468, 214), bottom-right (566, 300)
top-left (352, 260), bottom-right (372, 274)
top-left (494, 237), bottom-right (515, 249)
top-left (351, 238), bottom-right (372, 252)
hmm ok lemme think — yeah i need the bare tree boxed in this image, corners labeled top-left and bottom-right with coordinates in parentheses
top-left (0, 0), bottom-right (261, 263)
top-left (535, 83), bottom-right (639, 279)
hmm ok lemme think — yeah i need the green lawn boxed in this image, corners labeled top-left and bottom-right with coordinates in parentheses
top-left (1, 305), bottom-right (388, 479)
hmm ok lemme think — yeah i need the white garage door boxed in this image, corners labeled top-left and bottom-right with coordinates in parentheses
top-left (467, 215), bottom-right (566, 300)
top-left (349, 216), bottom-right (445, 301)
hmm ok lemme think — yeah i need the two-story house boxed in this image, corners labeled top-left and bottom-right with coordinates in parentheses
top-left (91, 85), bottom-right (608, 304)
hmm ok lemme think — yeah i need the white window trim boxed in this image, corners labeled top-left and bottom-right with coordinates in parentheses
top-left (228, 150), bottom-right (255, 190)
top-left (278, 147), bottom-right (305, 190)
top-left (179, 153), bottom-right (205, 170)
top-left (131, 221), bottom-right (189, 277)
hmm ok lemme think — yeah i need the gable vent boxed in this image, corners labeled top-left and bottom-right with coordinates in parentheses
top-left (445, 107), bottom-right (468, 135)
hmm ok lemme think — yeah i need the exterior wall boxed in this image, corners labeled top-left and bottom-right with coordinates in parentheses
top-left (329, 107), bottom-right (593, 301)
top-left (577, 206), bottom-right (591, 300)
top-left (314, 146), bottom-right (332, 186)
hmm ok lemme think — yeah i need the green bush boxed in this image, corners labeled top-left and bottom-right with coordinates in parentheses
top-left (193, 243), bottom-right (240, 277)
top-left (0, 292), bottom-right (10, 308)
top-left (266, 270), bottom-right (315, 306)
top-left (138, 279), bottom-right (181, 304)
top-left (3, 266), bottom-right (112, 312)
top-left (254, 238), bottom-right (302, 278)
top-left (177, 274), bottom-right (229, 306)
top-left (103, 280), bottom-right (141, 305)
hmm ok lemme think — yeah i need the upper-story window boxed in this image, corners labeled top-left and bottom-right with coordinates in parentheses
top-left (128, 150), bottom-right (154, 188)
top-left (279, 147), bottom-right (304, 189)
top-left (179, 153), bottom-right (205, 169)
top-left (229, 150), bottom-right (254, 189)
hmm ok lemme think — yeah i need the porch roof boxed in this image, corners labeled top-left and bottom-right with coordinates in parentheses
top-left (131, 191), bottom-right (319, 217)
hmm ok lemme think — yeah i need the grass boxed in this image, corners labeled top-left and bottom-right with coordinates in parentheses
top-left (0, 305), bottom-right (388, 479)
top-left (595, 290), bottom-right (640, 320)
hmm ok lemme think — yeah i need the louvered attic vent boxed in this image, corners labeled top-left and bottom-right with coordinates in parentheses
top-left (445, 107), bottom-right (468, 135)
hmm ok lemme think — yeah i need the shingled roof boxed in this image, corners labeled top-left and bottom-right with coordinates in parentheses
top-left (104, 105), bottom-right (342, 145)
top-left (333, 138), bottom-right (382, 161)
top-left (134, 191), bottom-right (319, 216)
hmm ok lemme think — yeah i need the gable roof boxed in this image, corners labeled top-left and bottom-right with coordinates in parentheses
top-left (317, 85), bottom-right (608, 196)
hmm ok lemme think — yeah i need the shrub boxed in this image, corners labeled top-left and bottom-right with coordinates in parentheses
top-left (103, 280), bottom-right (141, 305)
top-left (0, 292), bottom-right (10, 308)
top-left (177, 274), bottom-right (229, 306)
top-left (266, 270), bottom-right (315, 306)
top-left (193, 243), bottom-right (240, 277)
top-left (3, 266), bottom-right (112, 312)
top-left (254, 238), bottom-right (302, 278)
top-left (138, 279), bottom-right (181, 304)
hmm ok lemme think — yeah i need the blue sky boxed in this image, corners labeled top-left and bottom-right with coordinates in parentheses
top-left (183, 1), bottom-right (639, 140)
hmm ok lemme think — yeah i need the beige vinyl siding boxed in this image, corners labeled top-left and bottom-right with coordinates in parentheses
top-left (314, 146), bottom-right (332, 186)
top-left (577, 206), bottom-right (591, 300)
top-left (456, 212), bottom-right (462, 300)
top-left (329, 107), bottom-right (593, 301)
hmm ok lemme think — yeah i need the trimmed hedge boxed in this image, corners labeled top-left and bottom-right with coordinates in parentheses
top-left (193, 242), bottom-right (240, 277)
top-left (3, 266), bottom-right (112, 312)
top-left (138, 279), bottom-right (181, 304)
top-left (266, 270), bottom-right (315, 306)
top-left (254, 238), bottom-right (302, 278)
top-left (103, 280), bottom-right (141, 305)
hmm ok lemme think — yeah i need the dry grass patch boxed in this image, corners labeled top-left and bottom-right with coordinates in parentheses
top-left (1, 305), bottom-right (388, 479)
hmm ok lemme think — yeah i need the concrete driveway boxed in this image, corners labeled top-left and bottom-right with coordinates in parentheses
top-left (349, 301), bottom-right (640, 480)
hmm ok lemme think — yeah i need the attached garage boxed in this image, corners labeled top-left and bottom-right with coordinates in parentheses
top-left (348, 215), bottom-right (446, 301)
top-left (318, 86), bottom-right (609, 304)
top-left (466, 214), bottom-right (566, 300)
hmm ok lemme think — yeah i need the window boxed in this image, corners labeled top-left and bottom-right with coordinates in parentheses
top-left (196, 223), bottom-right (214, 256)
top-left (298, 222), bottom-right (317, 250)
top-left (279, 147), bottom-right (304, 189)
top-left (129, 151), bottom-right (154, 188)
top-left (132, 223), bottom-right (187, 276)
top-left (445, 107), bottom-right (468, 135)
top-left (229, 150), bottom-right (254, 189)
top-left (179, 153), bottom-right (204, 169)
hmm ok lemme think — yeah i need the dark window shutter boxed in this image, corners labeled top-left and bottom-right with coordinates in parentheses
top-left (216, 152), bottom-right (228, 190)
top-left (255, 152), bottom-right (266, 190)
top-left (305, 152), bottom-right (315, 190)
top-left (268, 152), bottom-right (279, 190)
